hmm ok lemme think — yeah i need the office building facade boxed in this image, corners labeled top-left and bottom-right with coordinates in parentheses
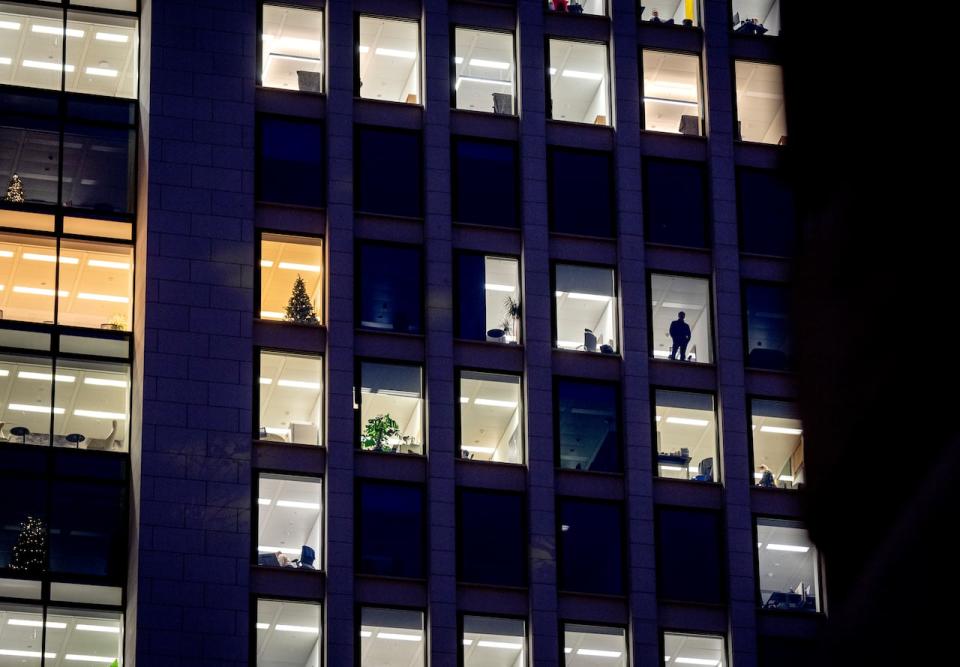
top-left (0, 0), bottom-right (821, 665)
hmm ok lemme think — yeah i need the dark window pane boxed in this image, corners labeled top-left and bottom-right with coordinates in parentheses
top-left (758, 637), bottom-right (816, 667)
top-left (62, 124), bottom-right (135, 213)
top-left (456, 253), bottom-right (486, 339)
top-left (453, 138), bottom-right (517, 227)
top-left (0, 117), bottom-right (61, 206)
top-left (357, 127), bottom-right (421, 217)
top-left (258, 116), bottom-right (325, 207)
top-left (0, 477), bottom-right (46, 571)
top-left (559, 499), bottom-right (623, 595)
top-left (67, 98), bottom-right (136, 126)
top-left (549, 149), bottom-right (614, 237)
top-left (656, 507), bottom-right (724, 604)
top-left (49, 481), bottom-right (127, 580)
top-left (745, 282), bottom-right (793, 370)
top-left (358, 243), bottom-right (423, 334)
top-left (358, 481), bottom-right (425, 578)
top-left (458, 490), bottom-right (525, 586)
top-left (556, 379), bottom-right (621, 472)
top-left (644, 159), bottom-right (707, 247)
top-left (738, 168), bottom-right (796, 256)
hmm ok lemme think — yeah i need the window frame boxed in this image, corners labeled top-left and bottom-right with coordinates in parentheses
top-left (257, 2), bottom-right (326, 94)
top-left (741, 278), bottom-right (793, 372)
top-left (458, 611), bottom-right (529, 667)
top-left (354, 239), bottom-right (426, 335)
top-left (251, 468), bottom-right (325, 572)
top-left (355, 603), bottom-right (427, 667)
top-left (255, 228), bottom-right (326, 325)
top-left (559, 620), bottom-right (630, 665)
top-left (253, 346), bottom-right (325, 447)
top-left (452, 250), bottom-right (524, 344)
top-left (555, 495), bottom-right (627, 596)
top-left (354, 356), bottom-right (427, 456)
top-left (550, 260), bottom-right (621, 355)
top-left (254, 112), bottom-right (327, 208)
top-left (752, 515), bottom-right (824, 614)
top-left (728, 0), bottom-right (782, 38)
top-left (553, 375), bottom-right (623, 474)
top-left (455, 365), bottom-right (526, 465)
top-left (353, 125), bottom-right (425, 219)
top-left (735, 165), bottom-right (798, 258)
top-left (546, 145), bottom-right (616, 238)
top-left (449, 24), bottom-right (518, 116)
top-left (455, 486), bottom-right (528, 587)
top-left (659, 629), bottom-right (729, 667)
top-left (544, 36), bottom-right (614, 127)
top-left (731, 57), bottom-right (786, 145)
top-left (746, 394), bottom-right (803, 492)
top-left (642, 156), bottom-right (710, 248)
top-left (354, 13), bottom-right (424, 106)
top-left (654, 505), bottom-right (728, 605)
top-left (251, 594), bottom-right (324, 667)
top-left (639, 46), bottom-right (706, 137)
top-left (450, 135), bottom-right (521, 228)
top-left (649, 384), bottom-right (722, 484)
top-left (646, 269), bottom-right (716, 365)
top-left (354, 477), bottom-right (428, 580)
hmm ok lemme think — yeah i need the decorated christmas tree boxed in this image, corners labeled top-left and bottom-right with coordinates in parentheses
top-left (3, 174), bottom-right (25, 204)
top-left (284, 275), bottom-right (319, 325)
top-left (9, 516), bottom-right (46, 574)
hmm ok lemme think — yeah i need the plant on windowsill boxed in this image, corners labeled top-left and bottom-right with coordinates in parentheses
top-left (500, 296), bottom-right (521, 344)
top-left (103, 314), bottom-right (128, 331)
top-left (284, 274), bottom-right (320, 326)
top-left (361, 414), bottom-right (400, 453)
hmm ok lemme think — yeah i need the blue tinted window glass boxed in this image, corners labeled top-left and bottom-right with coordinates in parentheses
top-left (550, 149), bottom-right (614, 237)
top-left (458, 490), bottom-right (525, 586)
top-left (258, 116), bottom-right (325, 207)
top-left (644, 159), bottom-right (708, 247)
top-left (745, 283), bottom-right (793, 370)
top-left (559, 499), bottom-right (623, 595)
top-left (456, 254), bottom-right (486, 340)
top-left (62, 124), bottom-right (135, 213)
top-left (0, 117), bottom-right (61, 206)
top-left (358, 481), bottom-right (425, 578)
top-left (738, 168), bottom-right (796, 256)
top-left (453, 139), bottom-right (517, 227)
top-left (0, 478), bottom-right (46, 571)
top-left (357, 127), bottom-right (421, 217)
top-left (557, 379), bottom-right (621, 472)
top-left (656, 507), bottom-right (724, 604)
top-left (49, 481), bottom-right (127, 581)
top-left (358, 243), bottom-right (423, 334)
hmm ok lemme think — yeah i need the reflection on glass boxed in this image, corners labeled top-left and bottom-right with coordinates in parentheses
top-left (735, 61), bottom-right (786, 144)
top-left (458, 490), bottom-right (525, 587)
top-left (663, 632), bottom-right (726, 667)
top-left (737, 167), bottom-right (796, 257)
top-left (655, 390), bottom-right (717, 482)
top-left (554, 264), bottom-right (618, 353)
top-left (62, 123), bottom-right (135, 212)
top-left (548, 39), bottom-right (610, 125)
top-left (357, 481), bottom-right (424, 578)
top-left (454, 28), bottom-right (515, 115)
top-left (257, 116), bottom-right (325, 208)
top-left (49, 479), bottom-right (126, 578)
top-left (549, 149), bottom-right (614, 237)
top-left (757, 519), bottom-right (820, 612)
top-left (259, 235), bottom-right (323, 324)
top-left (557, 379), bottom-right (620, 472)
top-left (256, 474), bottom-right (322, 570)
top-left (641, 1), bottom-right (699, 26)
top-left (644, 159), bottom-right (707, 247)
top-left (358, 16), bottom-right (420, 104)
top-left (360, 607), bottom-right (425, 666)
top-left (452, 139), bottom-right (518, 228)
top-left (257, 598), bottom-right (322, 667)
top-left (744, 282), bottom-right (792, 370)
top-left (358, 243), bottom-right (423, 333)
top-left (751, 399), bottom-right (803, 489)
top-left (546, 0), bottom-right (606, 17)
top-left (0, 118), bottom-right (61, 206)
top-left (456, 255), bottom-right (521, 343)
top-left (643, 50), bottom-right (701, 135)
top-left (563, 623), bottom-right (627, 666)
top-left (358, 362), bottom-right (423, 455)
top-left (0, 605), bottom-right (123, 666)
top-left (0, 475), bottom-right (44, 571)
top-left (462, 615), bottom-right (525, 667)
top-left (459, 371), bottom-right (523, 464)
top-left (261, 5), bottom-right (324, 92)
top-left (732, 0), bottom-right (781, 36)
top-left (258, 351), bottom-right (322, 446)
top-left (650, 273), bottom-right (712, 363)
top-left (558, 499), bottom-right (624, 594)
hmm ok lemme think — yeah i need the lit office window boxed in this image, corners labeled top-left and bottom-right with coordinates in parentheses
top-left (256, 598), bottom-right (322, 667)
top-left (656, 508), bottom-right (724, 604)
top-left (654, 389), bottom-right (717, 483)
top-left (563, 624), bottom-right (627, 665)
top-left (546, 0), bottom-right (606, 17)
top-left (642, 50), bottom-right (702, 135)
top-left (360, 607), bottom-right (426, 666)
top-left (737, 167), bottom-right (796, 256)
top-left (0, 605), bottom-right (123, 665)
top-left (663, 632), bottom-right (727, 667)
top-left (261, 5), bottom-right (324, 92)
top-left (358, 361), bottom-right (424, 455)
top-left (644, 159), bottom-right (708, 247)
top-left (641, 1), bottom-right (699, 26)
top-left (549, 148), bottom-right (614, 237)
top-left (259, 234), bottom-right (323, 324)
top-left (650, 273), bottom-right (713, 363)
top-left (735, 61), bottom-right (786, 145)
top-left (751, 399), bottom-right (804, 490)
top-left (358, 243), bottom-right (423, 335)
top-left (462, 615), bottom-right (525, 666)
top-left (744, 282), bottom-right (793, 370)
top-left (256, 474), bottom-right (322, 571)
top-left (458, 371), bottom-right (523, 464)
top-left (456, 254), bottom-right (521, 343)
top-left (257, 115), bottom-right (325, 207)
top-left (357, 481), bottom-right (425, 579)
top-left (358, 16), bottom-right (420, 104)
top-left (554, 264), bottom-right (618, 353)
top-left (454, 28), bottom-right (515, 115)
top-left (356, 126), bottom-right (422, 217)
top-left (732, 0), bottom-right (781, 36)
top-left (556, 378), bottom-right (620, 473)
top-left (756, 518), bottom-right (820, 612)
top-left (258, 351), bottom-right (323, 446)
top-left (559, 498), bottom-right (624, 595)
top-left (0, 233), bottom-right (57, 324)
top-left (452, 138), bottom-right (518, 227)
top-left (458, 489), bottom-right (526, 586)
top-left (548, 39), bottom-right (610, 126)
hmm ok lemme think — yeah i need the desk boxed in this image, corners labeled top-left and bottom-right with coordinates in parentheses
top-left (657, 453), bottom-right (691, 478)
top-left (763, 591), bottom-right (816, 611)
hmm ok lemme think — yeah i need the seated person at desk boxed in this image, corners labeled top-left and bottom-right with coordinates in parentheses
top-left (757, 464), bottom-right (776, 487)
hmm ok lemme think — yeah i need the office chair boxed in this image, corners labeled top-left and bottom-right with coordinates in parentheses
top-left (583, 329), bottom-right (598, 352)
top-left (693, 457), bottom-right (714, 482)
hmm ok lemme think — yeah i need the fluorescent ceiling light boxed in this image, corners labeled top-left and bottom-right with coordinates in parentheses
top-left (548, 67), bottom-right (557, 75)
top-left (661, 302), bottom-right (702, 310)
top-left (555, 291), bottom-right (611, 302)
top-left (666, 417), bottom-right (710, 427)
top-left (0, 21), bottom-right (21, 30)
top-left (275, 624), bottom-right (318, 634)
top-left (565, 647), bottom-right (573, 654)
top-left (653, 350), bottom-right (671, 358)
top-left (257, 545), bottom-right (301, 555)
top-left (269, 36), bottom-right (321, 51)
top-left (275, 500), bottom-right (320, 510)
top-left (759, 425), bottom-right (803, 435)
top-left (375, 48), bottom-right (415, 59)
top-left (460, 445), bottom-right (495, 454)
top-left (259, 378), bottom-right (272, 385)
top-left (19, 371), bottom-right (75, 382)
top-left (86, 67), bottom-right (118, 77)
top-left (65, 655), bottom-right (116, 663)
top-left (455, 76), bottom-right (512, 91)
top-left (23, 252), bottom-right (78, 264)
top-left (484, 283), bottom-right (516, 292)
top-left (578, 648), bottom-right (622, 658)
top-left (470, 58), bottom-right (510, 70)
top-left (8, 619), bottom-right (66, 628)
top-left (462, 639), bottom-right (473, 646)
top-left (454, 56), bottom-right (464, 64)
top-left (0, 370), bottom-right (7, 376)
top-left (260, 311), bottom-right (285, 319)
top-left (660, 465), bottom-right (684, 472)
top-left (359, 630), bottom-right (373, 638)
top-left (473, 398), bottom-right (517, 408)
top-left (0, 650), bottom-right (56, 659)
top-left (22, 60), bottom-right (75, 72)
top-left (562, 70), bottom-right (602, 80)
top-left (260, 260), bottom-right (274, 267)
top-left (377, 632), bottom-right (422, 642)
top-left (257, 498), bottom-right (271, 505)
top-left (0, 57), bottom-right (10, 66)
top-left (477, 640), bottom-right (523, 650)
top-left (12, 285), bottom-right (68, 296)
top-left (359, 45), bottom-right (369, 53)
top-left (644, 96), bottom-right (698, 108)
top-left (277, 379), bottom-right (321, 390)
top-left (75, 624), bottom-right (121, 634)
top-left (555, 340), bottom-right (582, 349)
top-left (766, 543), bottom-right (810, 553)
top-left (675, 658), bottom-right (720, 666)
top-left (0, 250), bottom-right (12, 257)
top-left (278, 262), bottom-right (321, 272)
top-left (74, 409), bottom-right (127, 420)
top-left (96, 32), bottom-right (129, 43)
top-left (655, 415), bottom-right (662, 421)
top-left (78, 292), bottom-right (129, 303)
top-left (9, 403), bottom-right (65, 414)
top-left (32, 25), bottom-right (84, 38)
top-left (256, 622), bottom-right (270, 630)
top-left (84, 378), bottom-right (128, 388)
top-left (88, 259), bottom-right (130, 269)
top-left (459, 396), bottom-right (469, 403)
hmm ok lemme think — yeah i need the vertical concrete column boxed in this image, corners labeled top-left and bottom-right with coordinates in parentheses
top-left (138, 0), bottom-right (256, 664)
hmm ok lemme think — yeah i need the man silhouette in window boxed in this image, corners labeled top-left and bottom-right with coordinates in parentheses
top-left (669, 311), bottom-right (692, 361)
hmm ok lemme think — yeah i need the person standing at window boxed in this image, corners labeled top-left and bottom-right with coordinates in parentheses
top-left (757, 464), bottom-right (776, 487)
top-left (669, 312), bottom-right (692, 361)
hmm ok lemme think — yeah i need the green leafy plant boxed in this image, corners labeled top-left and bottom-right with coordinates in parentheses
top-left (500, 296), bottom-right (521, 335)
top-left (361, 414), bottom-right (400, 452)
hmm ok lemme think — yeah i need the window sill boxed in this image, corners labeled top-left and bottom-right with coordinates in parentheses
top-left (553, 347), bottom-right (621, 359)
top-left (640, 128), bottom-right (706, 141)
top-left (256, 319), bottom-right (326, 330)
top-left (547, 118), bottom-right (614, 130)
top-left (639, 21), bottom-right (702, 32)
top-left (257, 84), bottom-right (326, 98)
top-left (355, 96), bottom-right (424, 110)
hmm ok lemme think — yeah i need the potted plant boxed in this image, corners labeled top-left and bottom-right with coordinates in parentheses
top-left (361, 414), bottom-right (400, 452)
top-left (500, 296), bottom-right (521, 343)
top-left (102, 314), bottom-right (128, 331)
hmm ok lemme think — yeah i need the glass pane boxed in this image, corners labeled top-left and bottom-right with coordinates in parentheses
top-left (643, 50), bottom-right (701, 135)
top-left (563, 624), bottom-right (627, 665)
top-left (0, 210), bottom-right (56, 234)
top-left (757, 519), bottom-right (819, 612)
top-left (0, 233), bottom-right (57, 324)
top-left (356, 127), bottom-right (421, 217)
top-left (452, 139), bottom-right (517, 227)
top-left (751, 399), bottom-right (804, 490)
top-left (258, 351), bottom-right (323, 446)
top-left (737, 167), bottom-right (796, 256)
top-left (454, 28), bottom-right (515, 115)
top-left (70, 1), bottom-right (138, 13)
top-left (0, 117), bottom-right (60, 206)
top-left (0, 476), bottom-right (45, 571)
top-left (642, 1), bottom-right (700, 26)
top-left (556, 379), bottom-right (620, 472)
top-left (458, 490), bottom-right (525, 586)
top-left (644, 159), bottom-right (707, 247)
top-left (0, 603), bottom-right (45, 665)
top-left (735, 61), bottom-right (786, 144)
top-left (462, 615), bottom-right (525, 666)
top-left (0, 352), bottom-right (55, 446)
top-left (459, 371), bottom-right (523, 464)
top-left (549, 149), bottom-right (613, 237)
top-left (650, 274), bottom-right (713, 363)
top-left (0, 2), bottom-right (66, 93)
top-left (357, 481), bottom-right (424, 578)
top-left (732, 1), bottom-right (780, 36)
top-left (359, 362), bottom-right (423, 455)
top-left (256, 598), bottom-right (322, 667)
top-left (744, 283), bottom-right (792, 370)
top-left (56, 239), bottom-right (133, 330)
top-left (65, 11), bottom-right (139, 99)
top-left (456, 255), bottom-right (521, 343)
top-left (664, 633), bottom-right (726, 667)
top-left (547, 0), bottom-right (606, 17)
top-left (62, 123), bottom-right (135, 213)
top-left (358, 243), bottom-right (422, 334)
top-left (261, 5), bottom-right (324, 92)
top-left (654, 389), bottom-right (717, 482)
top-left (53, 357), bottom-right (130, 451)
top-left (257, 116), bottom-right (325, 207)
top-left (63, 216), bottom-right (133, 240)
top-left (46, 609), bottom-right (123, 666)
top-left (554, 264), bottom-right (618, 353)
top-left (358, 16), bottom-right (420, 104)
top-left (548, 40), bottom-right (609, 125)
top-left (256, 474), bottom-right (322, 570)
top-left (558, 499), bottom-right (624, 594)
top-left (260, 235), bottom-right (323, 323)
top-left (360, 607), bottom-right (425, 666)
top-left (656, 508), bottom-right (724, 604)
top-left (48, 479), bottom-right (126, 579)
